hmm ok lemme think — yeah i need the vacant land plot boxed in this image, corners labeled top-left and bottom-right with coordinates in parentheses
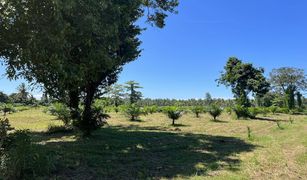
top-left (7, 108), bottom-right (307, 179)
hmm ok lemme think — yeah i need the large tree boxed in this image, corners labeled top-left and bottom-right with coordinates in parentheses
top-left (125, 81), bottom-right (143, 104)
top-left (0, 0), bottom-right (178, 135)
top-left (106, 84), bottom-right (124, 112)
top-left (269, 67), bottom-right (306, 109)
top-left (218, 57), bottom-right (270, 107)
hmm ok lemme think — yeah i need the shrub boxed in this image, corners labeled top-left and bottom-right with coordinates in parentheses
top-left (247, 107), bottom-right (260, 119)
top-left (259, 107), bottom-right (270, 116)
top-left (123, 104), bottom-right (145, 121)
top-left (276, 107), bottom-right (290, 114)
top-left (276, 121), bottom-right (283, 130)
top-left (247, 126), bottom-right (252, 140)
top-left (0, 104), bottom-right (16, 116)
top-left (91, 103), bottom-right (111, 127)
top-left (48, 103), bottom-right (71, 126)
top-left (269, 106), bottom-right (278, 114)
top-left (191, 106), bottom-right (205, 118)
top-left (225, 107), bottom-right (232, 114)
top-left (144, 106), bottom-right (158, 114)
top-left (0, 118), bottom-right (14, 150)
top-left (233, 105), bottom-right (250, 119)
top-left (1, 131), bottom-right (55, 179)
top-left (163, 106), bottom-right (183, 126)
top-left (208, 105), bottom-right (222, 120)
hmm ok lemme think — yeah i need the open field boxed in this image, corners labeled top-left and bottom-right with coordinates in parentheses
top-left (6, 108), bottom-right (307, 179)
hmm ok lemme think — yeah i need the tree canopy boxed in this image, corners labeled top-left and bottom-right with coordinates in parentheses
top-left (269, 67), bottom-right (306, 109)
top-left (218, 57), bottom-right (270, 107)
top-left (0, 0), bottom-right (179, 135)
top-left (269, 67), bottom-right (307, 92)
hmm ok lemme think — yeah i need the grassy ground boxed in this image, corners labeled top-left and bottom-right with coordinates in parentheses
top-left (5, 108), bottom-right (307, 179)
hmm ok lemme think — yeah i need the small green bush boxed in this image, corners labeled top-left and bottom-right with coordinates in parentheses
top-left (163, 106), bottom-right (183, 125)
top-left (269, 106), bottom-right (278, 114)
top-left (123, 104), bottom-right (145, 121)
top-left (0, 104), bottom-right (16, 116)
top-left (47, 103), bottom-right (71, 126)
top-left (0, 117), bottom-right (14, 150)
top-left (276, 107), bottom-right (290, 114)
top-left (144, 106), bottom-right (158, 114)
top-left (259, 107), bottom-right (270, 116)
top-left (191, 106), bottom-right (205, 118)
top-left (247, 107), bottom-right (260, 119)
top-left (247, 126), bottom-right (252, 140)
top-left (208, 105), bottom-right (222, 120)
top-left (91, 102), bottom-right (111, 127)
top-left (225, 107), bottom-right (232, 114)
top-left (233, 105), bottom-right (250, 119)
top-left (1, 130), bottom-right (55, 179)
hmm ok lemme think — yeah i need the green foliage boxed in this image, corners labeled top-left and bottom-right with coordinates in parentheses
top-left (47, 103), bottom-right (71, 126)
top-left (0, 104), bottom-right (16, 116)
top-left (208, 105), bottom-right (222, 120)
top-left (1, 130), bottom-right (55, 179)
top-left (0, 0), bottom-right (178, 135)
top-left (0, 118), bottom-right (14, 150)
top-left (106, 84), bottom-right (125, 111)
top-left (269, 67), bottom-right (307, 109)
top-left (191, 106), bottom-right (205, 118)
top-left (225, 107), bottom-right (232, 114)
top-left (247, 107), bottom-right (260, 119)
top-left (163, 106), bottom-right (183, 125)
top-left (233, 105), bottom-right (250, 119)
top-left (0, 92), bottom-right (9, 103)
top-left (123, 104), bottom-right (145, 121)
top-left (276, 121), bottom-right (283, 130)
top-left (125, 81), bottom-right (143, 104)
top-left (247, 127), bottom-right (252, 140)
top-left (296, 92), bottom-right (303, 108)
top-left (218, 57), bottom-right (270, 107)
top-left (289, 117), bottom-right (294, 124)
top-left (91, 101), bottom-right (111, 127)
top-left (144, 106), bottom-right (158, 114)
top-left (269, 106), bottom-right (278, 114)
top-left (205, 92), bottom-right (213, 105)
top-left (276, 107), bottom-right (290, 114)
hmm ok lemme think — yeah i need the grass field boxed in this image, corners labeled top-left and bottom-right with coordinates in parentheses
top-left (6, 108), bottom-right (307, 179)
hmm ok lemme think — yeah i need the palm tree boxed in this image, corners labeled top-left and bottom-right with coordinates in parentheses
top-left (17, 83), bottom-right (29, 103)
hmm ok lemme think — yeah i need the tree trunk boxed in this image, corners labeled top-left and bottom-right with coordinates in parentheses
top-left (69, 90), bottom-right (80, 120)
top-left (172, 119), bottom-right (175, 126)
top-left (80, 85), bottom-right (96, 136)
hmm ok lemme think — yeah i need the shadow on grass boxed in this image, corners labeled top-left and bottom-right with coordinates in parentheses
top-left (211, 119), bottom-right (228, 123)
top-left (253, 117), bottom-right (288, 122)
top-left (172, 124), bottom-right (190, 127)
top-left (29, 127), bottom-right (257, 179)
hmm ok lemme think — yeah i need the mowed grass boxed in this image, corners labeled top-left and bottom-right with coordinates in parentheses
top-left (5, 108), bottom-right (307, 179)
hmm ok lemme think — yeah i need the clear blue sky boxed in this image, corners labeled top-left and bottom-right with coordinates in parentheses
top-left (1, 0), bottom-right (307, 99)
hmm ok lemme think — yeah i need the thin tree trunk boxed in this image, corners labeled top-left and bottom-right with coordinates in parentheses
top-left (172, 119), bottom-right (175, 126)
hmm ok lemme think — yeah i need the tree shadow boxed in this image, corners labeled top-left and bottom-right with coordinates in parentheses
top-left (29, 127), bottom-right (257, 179)
top-left (211, 119), bottom-right (228, 123)
top-left (172, 124), bottom-right (190, 127)
top-left (253, 117), bottom-right (287, 122)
